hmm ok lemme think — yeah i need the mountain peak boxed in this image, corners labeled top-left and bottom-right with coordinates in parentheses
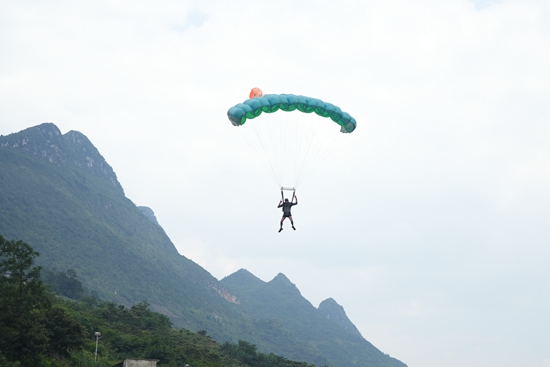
top-left (0, 123), bottom-right (123, 193)
top-left (35, 122), bottom-right (62, 136)
top-left (266, 272), bottom-right (303, 297)
top-left (318, 298), bottom-right (362, 337)
top-left (225, 268), bottom-right (263, 281)
top-left (271, 272), bottom-right (292, 284)
top-left (221, 269), bottom-right (266, 293)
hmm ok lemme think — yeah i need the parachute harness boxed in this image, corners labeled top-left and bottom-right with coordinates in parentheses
top-left (281, 187), bottom-right (296, 202)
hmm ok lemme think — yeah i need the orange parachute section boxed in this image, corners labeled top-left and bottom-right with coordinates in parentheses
top-left (249, 87), bottom-right (263, 99)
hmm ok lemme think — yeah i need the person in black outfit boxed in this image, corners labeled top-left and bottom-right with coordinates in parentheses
top-left (278, 195), bottom-right (298, 232)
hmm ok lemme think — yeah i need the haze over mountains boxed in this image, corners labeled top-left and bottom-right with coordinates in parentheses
top-left (0, 123), bottom-right (406, 367)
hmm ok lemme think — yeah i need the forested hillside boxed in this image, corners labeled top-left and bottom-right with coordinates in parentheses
top-left (0, 236), bottom-right (315, 367)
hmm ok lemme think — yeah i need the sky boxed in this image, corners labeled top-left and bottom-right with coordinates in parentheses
top-left (0, 0), bottom-right (549, 366)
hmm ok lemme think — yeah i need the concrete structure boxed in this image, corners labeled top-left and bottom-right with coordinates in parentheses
top-left (115, 358), bottom-right (160, 367)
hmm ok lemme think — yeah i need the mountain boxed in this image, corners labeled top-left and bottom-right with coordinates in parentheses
top-left (0, 123), bottom-right (406, 367)
top-left (0, 123), bottom-right (239, 333)
top-left (222, 270), bottom-right (404, 367)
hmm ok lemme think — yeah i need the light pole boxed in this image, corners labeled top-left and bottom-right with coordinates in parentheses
top-left (94, 332), bottom-right (102, 361)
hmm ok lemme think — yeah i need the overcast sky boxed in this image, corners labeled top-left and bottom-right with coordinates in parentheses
top-left (1, 1), bottom-right (549, 366)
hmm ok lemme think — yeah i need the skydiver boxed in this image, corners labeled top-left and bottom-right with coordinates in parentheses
top-left (278, 195), bottom-right (298, 232)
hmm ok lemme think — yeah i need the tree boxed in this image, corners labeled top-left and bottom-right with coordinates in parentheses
top-left (42, 267), bottom-right (86, 300)
top-left (55, 269), bottom-right (85, 299)
top-left (0, 236), bottom-right (50, 365)
top-left (43, 306), bottom-right (87, 357)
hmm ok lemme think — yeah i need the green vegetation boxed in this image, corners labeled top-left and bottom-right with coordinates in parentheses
top-left (0, 236), bottom-right (315, 367)
top-left (0, 235), bottom-right (87, 366)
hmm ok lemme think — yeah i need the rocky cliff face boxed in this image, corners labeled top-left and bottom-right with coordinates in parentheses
top-left (0, 122), bottom-right (123, 193)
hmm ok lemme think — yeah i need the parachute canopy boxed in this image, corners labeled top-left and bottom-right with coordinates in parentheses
top-left (227, 94), bottom-right (357, 134)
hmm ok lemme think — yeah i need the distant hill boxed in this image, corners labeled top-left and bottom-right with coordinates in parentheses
top-left (222, 270), bottom-right (404, 367)
top-left (0, 123), bottom-right (406, 367)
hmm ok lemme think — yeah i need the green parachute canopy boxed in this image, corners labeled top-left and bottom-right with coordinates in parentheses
top-left (227, 94), bottom-right (357, 133)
